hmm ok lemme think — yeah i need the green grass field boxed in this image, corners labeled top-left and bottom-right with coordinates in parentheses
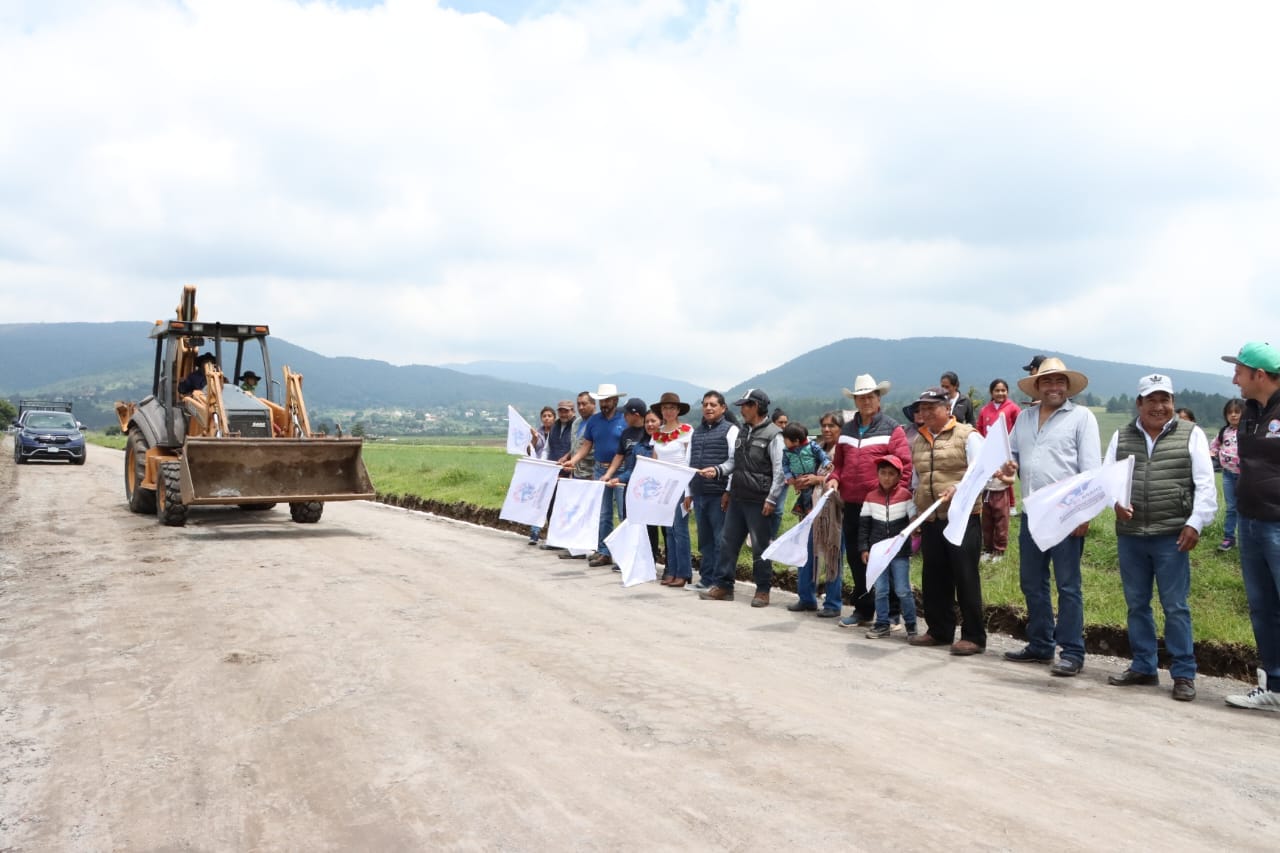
top-left (87, 422), bottom-right (1253, 646)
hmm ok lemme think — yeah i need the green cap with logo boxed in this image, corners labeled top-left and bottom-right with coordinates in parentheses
top-left (1222, 342), bottom-right (1280, 373)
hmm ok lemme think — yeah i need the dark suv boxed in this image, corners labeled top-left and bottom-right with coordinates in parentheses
top-left (13, 410), bottom-right (86, 464)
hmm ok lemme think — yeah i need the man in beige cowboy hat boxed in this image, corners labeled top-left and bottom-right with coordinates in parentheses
top-left (563, 383), bottom-right (628, 567)
top-left (1000, 357), bottom-right (1100, 677)
top-left (827, 373), bottom-right (912, 626)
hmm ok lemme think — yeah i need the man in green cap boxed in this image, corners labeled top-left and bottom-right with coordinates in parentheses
top-left (1222, 341), bottom-right (1280, 712)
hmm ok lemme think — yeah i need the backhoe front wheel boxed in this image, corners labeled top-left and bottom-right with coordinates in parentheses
top-left (289, 501), bottom-right (324, 524)
top-left (156, 460), bottom-right (189, 527)
top-left (125, 428), bottom-right (156, 513)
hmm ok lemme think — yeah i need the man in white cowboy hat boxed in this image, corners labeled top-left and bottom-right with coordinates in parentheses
top-left (1001, 357), bottom-right (1100, 677)
top-left (563, 383), bottom-right (629, 567)
top-left (826, 373), bottom-right (913, 627)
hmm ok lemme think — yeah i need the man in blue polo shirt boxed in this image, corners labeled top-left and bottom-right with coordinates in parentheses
top-left (563, 383), bottom-right (629, 567)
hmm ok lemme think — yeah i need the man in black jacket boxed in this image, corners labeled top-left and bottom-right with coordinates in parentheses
top-left (698, 388), bottom-right (785, 608)
top-left (940, 371), bottom-right (976, 426)
top-left (1223, 342), bottom-right (1280, 712)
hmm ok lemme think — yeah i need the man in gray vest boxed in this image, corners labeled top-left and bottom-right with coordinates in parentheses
top-left (698, 388), bottom-right (785, 607)
top-left (1104, 374), bottom-right (1217, 702)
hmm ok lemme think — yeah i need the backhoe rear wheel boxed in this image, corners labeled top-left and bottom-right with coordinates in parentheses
top-left (125, 428), bottom-right (156, 514)
top-left (156, 460), bottom-right (189, 527)
top-left (289, 501), bottom-right (324, 524)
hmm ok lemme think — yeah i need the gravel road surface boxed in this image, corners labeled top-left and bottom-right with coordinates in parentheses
top-left (2, 440), bottom-right (1277, 851)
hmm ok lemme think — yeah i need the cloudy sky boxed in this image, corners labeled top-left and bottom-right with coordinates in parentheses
top-left (2, 0), bottom-right (1277, 388)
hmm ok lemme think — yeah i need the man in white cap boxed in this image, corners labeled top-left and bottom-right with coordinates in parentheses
top-left (1104, 374), bottom-right (1216, 702)
top-left (1222, 342), bottom-right (1280, 711)
top-left (1001, 357), bottom-right (1100, 677)
top-left (563, 383), bottom-right (628, 567)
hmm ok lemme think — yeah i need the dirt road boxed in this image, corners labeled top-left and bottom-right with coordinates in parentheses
top-left (2, 440), bottom-right (1277, 851)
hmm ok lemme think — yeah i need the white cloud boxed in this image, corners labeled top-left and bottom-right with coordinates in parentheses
top-left (1, 0), bottom-right (1278, 389)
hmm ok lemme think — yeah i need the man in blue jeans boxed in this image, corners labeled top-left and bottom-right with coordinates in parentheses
top-left (1103, 374), bottom-right (1217, 702)
top-left (563, 383), bottom-right (628, 568)
top-left (684, 391), bottom-right (739, 590)
top-left (1222, 342), bottom-right (1280, 711)
top-left (698, 388), bottom-right (785, 607)
top-left (1002, 358), bottom-right (1100, 677)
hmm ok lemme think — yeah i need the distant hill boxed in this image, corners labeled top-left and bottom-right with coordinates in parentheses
top-left (0, 323), bottom-right (573, 428)
top-left (2, 326), bottom-right (1238, 430)
top-left (726, 337), bottom-right (1236, 408)
top-left (442, 361), bottom-right (709, 408)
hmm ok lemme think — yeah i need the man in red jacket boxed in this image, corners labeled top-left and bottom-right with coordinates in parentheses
top-left (826, 374), bottom-right (913, 625)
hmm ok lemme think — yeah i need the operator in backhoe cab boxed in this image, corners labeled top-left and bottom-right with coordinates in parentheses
top-left (239, 371), bottom-right (261, 395)
top-left (178, 353), bottom-right (219, 396)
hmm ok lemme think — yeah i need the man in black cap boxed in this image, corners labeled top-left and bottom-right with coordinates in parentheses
top-left (698, 388), bottom-right (785, 607)
top-left (1020, 355), bottom-right (1046, 405)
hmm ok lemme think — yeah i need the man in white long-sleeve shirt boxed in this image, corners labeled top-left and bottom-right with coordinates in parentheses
top-left (1104, 373), bottom-right (1217, 703)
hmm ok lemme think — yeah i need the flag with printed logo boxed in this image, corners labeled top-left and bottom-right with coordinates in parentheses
top-left (944, 415), bottom-right (1012, 546)
top-left (605, 519), bottom-right (657, 587)
top-left (546, 478), bottom-right (605, 552)
top-left (624, 455), bottom-right (697, 526)
top-left (498, 457), bottom-right (561, 526)
top-left (506, 405), bottom-right (535, 456)
top-left (1023, 455), bottom-right (1134, 551)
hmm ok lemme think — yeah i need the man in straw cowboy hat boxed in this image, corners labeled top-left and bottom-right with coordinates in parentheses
top-left (1000, 357), bottom-right (1100, 677)
top-left (826, 373), bottom-right (913, 627)
top-left (563, 383), bottom-right (629, 567)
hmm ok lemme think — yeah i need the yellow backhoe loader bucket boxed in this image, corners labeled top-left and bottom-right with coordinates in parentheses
top-left (178, 437), bottom-right (375, 505)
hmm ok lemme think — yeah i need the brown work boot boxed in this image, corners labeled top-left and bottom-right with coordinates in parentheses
top-left (950, 640), bottom-right (983, 656)
top-left (699, 586), bottom-right (735, 601)
top-left (751, 591), bottom-right (770, 608)
top-left (908, 633), bottom-right (943, 647)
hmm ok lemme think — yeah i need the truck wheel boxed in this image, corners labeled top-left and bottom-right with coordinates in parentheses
top-left (156, 461), bottom-right (189, 527)
top-left (125, 428), bottom-right (156, 513)
top-left (289, 501), bottom-right (324, 523)
top-left (73, 453), bottom-right (86, 466)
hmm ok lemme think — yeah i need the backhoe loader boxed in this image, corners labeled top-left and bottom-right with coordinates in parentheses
top-left (115, 285), bottom-right (374, 526)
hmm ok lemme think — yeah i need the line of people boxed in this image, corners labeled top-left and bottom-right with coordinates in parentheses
top-left (523, 342), bottom-right (1280, 713)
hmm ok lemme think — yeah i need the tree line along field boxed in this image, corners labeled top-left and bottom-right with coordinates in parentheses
top-left (85, 417), bottom-right (1253, 647)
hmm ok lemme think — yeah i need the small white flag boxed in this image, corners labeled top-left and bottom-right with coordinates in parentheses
top-left (547, 478), bottom-right (605, 552)
top-left (498, 457), bottom-right (562, 527)
top-left (866, 497), bottom-right (941, 589)
top-left (605, 519), bottom-right (657, 587)
top-left (943, 416), bottom-right (1011, 546)
top-left (624, 455), bottom-right (697, 526)
top-left (506, 405), bottom-right (535, 456)
top-left (762, 488), bottom-right (833, 567)
top-left (1023, 455), bottom-right (1134, 551)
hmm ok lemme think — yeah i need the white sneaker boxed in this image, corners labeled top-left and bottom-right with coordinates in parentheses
top-left (1225, 669), bottom-right (1280, 712)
